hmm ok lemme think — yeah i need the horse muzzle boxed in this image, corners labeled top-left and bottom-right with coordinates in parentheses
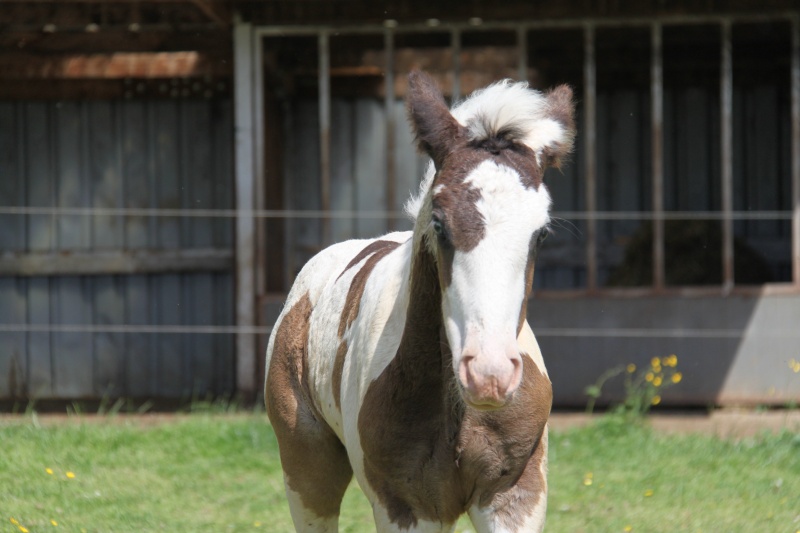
top-left (458, 351), bottom-right (523, 409)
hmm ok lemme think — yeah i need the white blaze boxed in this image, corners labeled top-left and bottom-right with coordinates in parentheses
top-left (443, 160), bottom-right (551, 407)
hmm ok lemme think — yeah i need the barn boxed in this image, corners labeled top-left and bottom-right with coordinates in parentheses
top-left (1, 0), bottom-right (798, 409)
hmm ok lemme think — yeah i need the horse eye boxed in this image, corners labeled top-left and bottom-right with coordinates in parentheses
top-left (538, 230), bottom-right (549, 244)
top-left (432, 218), bottom-right (444, 236)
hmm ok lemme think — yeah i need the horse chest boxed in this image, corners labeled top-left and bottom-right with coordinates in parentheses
top-left (358, 381), bottom-right (540, 525)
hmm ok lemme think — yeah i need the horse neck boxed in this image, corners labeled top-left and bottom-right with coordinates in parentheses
top-left (393, 231), bottom-right (450, 385)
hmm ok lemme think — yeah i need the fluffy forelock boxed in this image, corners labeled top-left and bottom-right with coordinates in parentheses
top-left (406, 79), bottom-right (566, 223)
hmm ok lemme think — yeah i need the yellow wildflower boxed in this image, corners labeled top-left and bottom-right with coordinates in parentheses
top-left (583, 472), bottom-right (593, 486)
top-left (644, 489), bottom-right (654, 497)
top-left (626, 364), bottom-right (636, 373)
top-left (651, 395), bottom-right (661, 405)
top-left (10, 518), bottom-right (19, 525)
top-left (651, 357), bottom-right (661, 368)
top-left (624, 526), bottom-right (633, 532)
top-left (653, 376), bottom-right (663, 387)
top-left (19, 527), bottom-right (29, 533)
top-left (672, 372), bottom-right (683, 384)
top-left (51, 519), bottom-right (58, 526)
top-left (45, 468), bottom-right (54, 475)
top-left (645, 372), bottom-right (654, 382)
top-left (253, 522), bottom-right (262, 527)
top-left (65, 471), bottom-right (76, 479)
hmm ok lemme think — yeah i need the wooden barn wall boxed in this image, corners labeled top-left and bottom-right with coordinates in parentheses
top-left (283, 98), bottom-right (427, 277)
top-left (281, 85), bottom-right (791, 287)
top-left (0, 99), bottom-right (235, 401)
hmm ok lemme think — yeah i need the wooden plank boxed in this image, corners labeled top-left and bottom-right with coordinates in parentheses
top-left (213, 273), bottom-right (235, 397)
top-left (124, 275), bottom-right (154, 397)
top-left (26, 277), bottom-right (52, 397)
top-left (0, 277), bottom-right (28, 398)
top-left (0, 248), bottom-right (233, 276)
top-left (354, 98), bottom-right (387, 239)
top-left (181, 100), bottom-right (214, 247)
top-left (0, 31), bottom-right (232, 55)
top-left (25, 102), bottom-right (55, 252)
top-left (92, 275), bottom-right (124, 396)
top-left (121, 101), bottom-right (151, 248)
top-left (151, 100), bottom-right (181, 248)
top-left (52, 276), bottom-right (93, 398)
top-left (89, 101), bottom-right (124, 249)
top-left (0, 103), bottom-right (23, 251)
top-left (392, 98), bottom-right (421, 232)
top-left (185, 273), bottom-right (214, 397)
top-left (56, 101), bottom-right (91, 250)
top-left (154, 274), bottom-right (183, 397)
top-left (213, 100), bottom-right (234, 248)
top-left (330, 99), bottom-right (355, 242)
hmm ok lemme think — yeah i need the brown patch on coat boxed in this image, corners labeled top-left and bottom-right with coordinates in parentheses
top-left (357, 239), bottom-right (553, 528)
top-left (337, 239), bottom-right (401, 282)
top-left (331, 339), bottom-right (348, 412)
top-left (337, 240), bottom-right (401, 337)
top-left (265, 293), bottom-right (353, 519)
top-left (331, 239), bottom-right (401, 412)
top-left (358, 242), bottom-right (454, 529)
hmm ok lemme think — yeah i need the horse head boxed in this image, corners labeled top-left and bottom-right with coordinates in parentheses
top-left (406, 71), bottom-right (576, 410)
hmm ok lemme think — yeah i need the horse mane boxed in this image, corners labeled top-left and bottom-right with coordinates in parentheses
top-left (405, 79), bottom-right (574, 223)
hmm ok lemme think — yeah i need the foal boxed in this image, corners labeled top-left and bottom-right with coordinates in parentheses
top-left (265, 71), bottom-right (576, 533)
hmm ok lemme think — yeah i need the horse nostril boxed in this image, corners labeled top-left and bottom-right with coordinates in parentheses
top-left (459, 353), bottom-right (521, 407)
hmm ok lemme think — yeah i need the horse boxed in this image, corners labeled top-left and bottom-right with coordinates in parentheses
top-left (265, 70), bottom-right (576, 533)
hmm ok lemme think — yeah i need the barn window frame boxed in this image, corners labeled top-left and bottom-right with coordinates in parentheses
top-left (250, 13), bottom-right (800, 297)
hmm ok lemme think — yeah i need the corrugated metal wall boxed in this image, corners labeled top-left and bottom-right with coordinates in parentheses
top-left (0, 99), bottom-right (235, 401)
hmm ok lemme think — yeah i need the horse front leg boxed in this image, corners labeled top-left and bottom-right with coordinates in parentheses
top-left (467, 429), bottom-right (549, 533)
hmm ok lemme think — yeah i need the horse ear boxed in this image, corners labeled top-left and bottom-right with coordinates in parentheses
top-left (542, 84), bottom-right (577, 169)
top-left (406, 71), bottom-right (463, 169)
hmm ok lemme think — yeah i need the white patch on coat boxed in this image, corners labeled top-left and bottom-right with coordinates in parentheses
top-left (442, 160), bottom-right (551, 376)
top-left (284, 484), bottom-right (340, 533)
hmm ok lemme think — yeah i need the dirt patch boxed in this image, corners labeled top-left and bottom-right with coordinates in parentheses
top-left (549, 409), bottom-right (800, 438)
top-left (1, 410), bottom-right (799, 439)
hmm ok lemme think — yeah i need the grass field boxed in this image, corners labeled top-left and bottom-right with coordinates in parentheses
top-left (1, 412), bottom-right (799, 532)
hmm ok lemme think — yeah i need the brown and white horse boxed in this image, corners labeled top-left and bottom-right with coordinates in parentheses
top-left (265, 71), bottom-right (576, 533)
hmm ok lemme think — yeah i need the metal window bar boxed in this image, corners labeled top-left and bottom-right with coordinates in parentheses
top-left (721, 20), bottom-right (735, 290)
top-left (651, 22), bottom-right (665, 290)
top-left (793, 14), bottom-right (800, 286)
top-left (318, 30), bottom-right (332, 246)
top-left (583, 23), bottom-right (598, 292)
top-left (385, 27), bottom-right (397, 231)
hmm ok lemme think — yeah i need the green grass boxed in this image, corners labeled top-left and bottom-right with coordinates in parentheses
top-left (1, 413), bottom-right (798, 532)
